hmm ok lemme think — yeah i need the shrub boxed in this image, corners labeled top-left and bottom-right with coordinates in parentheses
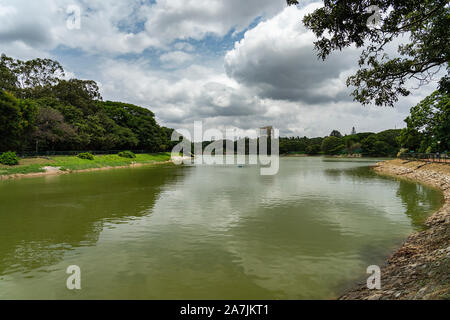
top-left (0, 151), bottom-right (19, 166)
top-left (118, 151), bottom-right (136, 159)
top-left (397, 148), bottom-right (408, 158)
top-left (77, 152), bottom-right (94, 160)
top-left (306, 144), bottom-right (321, 155)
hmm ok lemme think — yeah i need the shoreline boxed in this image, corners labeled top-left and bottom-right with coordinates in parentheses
top-left (340, 159), bottom-right (450, 300)
top-left (2, 157), bottom-right (448, 299)
top-left (0, 160), bottom-right (174, 180)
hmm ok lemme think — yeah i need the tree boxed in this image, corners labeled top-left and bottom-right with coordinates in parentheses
top-left (361, 135), bottom-right (378, 156)
top-left (321, 136), bottom-right (344, 154)
top-left (33, 106), bottom-right (77, 151)
top-left (287, 0), bottom-right (449, 106)
top-left (0, 91), bottom-right (36, 151)
top-left (0, 55), bottom-right (17, 92)
top-left (0, 54), bottom-right (65, 98)
top-left (0, 91), bottom-right (24, 151)
top-left (374, 140), bottom-right (390, 156)
top-left (376, 129), bottom-right (401, 147)
top-left (398, 128), bottom-right (422, 152)
top-left (49, 79), bottom-right (102, 114)
top-left (102, 101), bottom-right (165, 151)
top-left (375, 129), bottom-right (401, 154)
top-left (399, 89), bottom-right (449, 152)
top-left (0, 54), bottom-right (190, 153)
top-left (361, 134), bottom-right (391, 156)
top-left (345, 139), bottom-right (362, 155)
top-left (306, 144), bottom-right (321, 155)
top-left (330, 130), bottom-right (342, 138)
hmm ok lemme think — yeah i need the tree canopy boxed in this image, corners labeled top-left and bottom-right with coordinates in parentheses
top-left (287, 0), bottom-right (449, 106)
top-left (0, 54), bottom-right (175, 153)
top-left (398, 85), bottom-right (449, 152)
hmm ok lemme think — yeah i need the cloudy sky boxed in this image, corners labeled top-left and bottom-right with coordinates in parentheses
top-left (0, 0), bottom-right (440, 137)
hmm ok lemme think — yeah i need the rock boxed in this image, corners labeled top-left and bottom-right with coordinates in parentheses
top-left (367, 293), bottom-right (382, 300)
top-left (415, 286), bottom-right (428, 299)
top-left (42, 166), bottom-right (62, 173)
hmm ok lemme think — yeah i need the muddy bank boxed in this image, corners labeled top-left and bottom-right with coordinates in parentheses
top-left (340, 159), bottom-right (450, 300)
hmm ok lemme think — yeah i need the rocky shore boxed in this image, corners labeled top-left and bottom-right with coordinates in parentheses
top-left (340, 159), bottom-right (450, 300)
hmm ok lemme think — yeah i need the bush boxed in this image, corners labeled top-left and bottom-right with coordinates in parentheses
top-left (306, 144), bottom-right (321, 155)
top-left (397, 148), bottom-right (408, 158)
top-left (118, 151), bottom-right (136, 159)
top-left (77, 152), bottom-right (94, 160)
top-left (0, 151), bottom-right (19, 166)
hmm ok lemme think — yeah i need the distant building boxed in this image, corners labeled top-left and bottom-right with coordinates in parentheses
top-left (351, 127), bottom-right (356, 135)
top-left (259, 126), bottom-right (273, 138)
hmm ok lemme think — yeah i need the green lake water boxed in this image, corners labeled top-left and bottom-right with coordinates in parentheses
top-left (0, 157), bottom-right (444, 299)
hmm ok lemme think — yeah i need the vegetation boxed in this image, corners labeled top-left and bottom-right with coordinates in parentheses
top-left (287, 0), bottom-right (449, 107)
top-left (321, 136), bottom-right (345, 155)
top-left (77, 152), bottom-right (94, 160)
top-left (0, 153), bottom-right (172, 176)
top-left (279, 129), bottom-right (401, 156)
top-left (285, 0), bottom-right (449, 156)
top-left (0, 151), bottom-right (19, 166)
top-left (118, 151), bottom-right (136, 159)
top-left (398, 84), bottom-right (449, 153)
top-left (0, 54), bottom-right (177, 154)
top-left (306, 144), bottom-right (321, 155)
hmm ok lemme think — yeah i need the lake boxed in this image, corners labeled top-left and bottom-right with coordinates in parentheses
top-left (0, 157), bottom-right (443, 299)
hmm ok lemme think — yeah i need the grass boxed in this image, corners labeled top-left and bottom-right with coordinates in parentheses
top-left (0, 152), bottom-right (172, 176)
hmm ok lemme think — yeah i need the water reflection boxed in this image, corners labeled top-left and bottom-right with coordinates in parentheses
top-left (0, 158), bottom-right (443, 299)
top-left (396, 180), bottom-right (440, 229)
top-left (332, 164), bottom-right (443, 229)
top-left (0, 165), bottom-right (182, 276)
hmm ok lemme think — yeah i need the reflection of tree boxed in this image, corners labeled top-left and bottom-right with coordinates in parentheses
top-left (323, 168), bottom-right (342, 180)
top-left (323, 166), bottom-right (377, 182)
top-left (341, 166), bottom-right (442, 229)
top-left (341, 166), bottom-right (377, 180)
top-left (395, 180), bottom-right (441, 229)
top-left (0, 166), bottom-right (182, 275)
top-left (328, 166), bottom-right (442, 229)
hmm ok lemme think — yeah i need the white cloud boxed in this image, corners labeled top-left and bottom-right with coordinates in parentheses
top-left (224, 3), bottom-right (360, 104)
top-left (160, 51), bottom-right (194, 67)
top-left (0, 0), bottom-right (288, 56)
top-left (141, 0), bottom-right (286, 45)
top-left (0, 0), bottom-right (440, 138)
top-left (173, 42), bottom-right (195, 52)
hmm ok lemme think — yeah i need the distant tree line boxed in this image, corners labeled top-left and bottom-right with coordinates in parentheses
top-left (279, 129), bottom-right (402, 157)
top-left (0, 54), bottom-right (176, 153)
top-left (193, 128), bottom-right (402, 157)
top-left (278, 79), bottom-right (449, 157)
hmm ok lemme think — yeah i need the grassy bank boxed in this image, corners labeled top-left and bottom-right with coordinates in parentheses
top-left (0, 152), bottom-right (172, 176)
